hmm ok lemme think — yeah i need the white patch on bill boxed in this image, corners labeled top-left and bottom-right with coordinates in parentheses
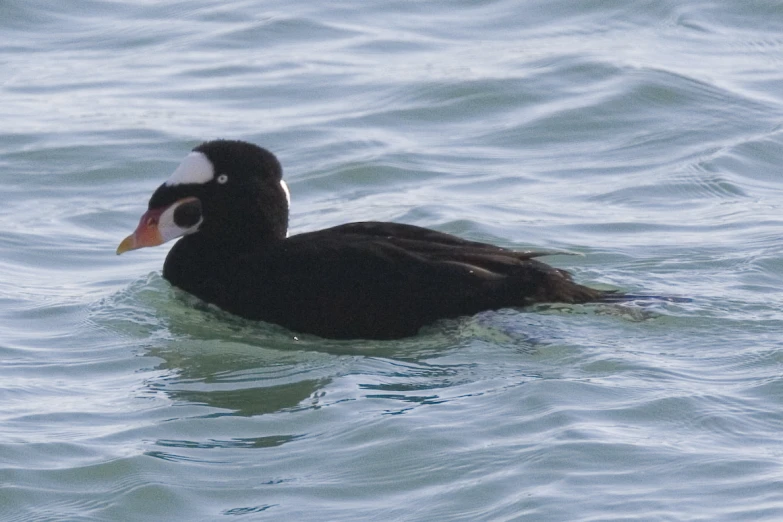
top-left (280, 179), bottom-right (291, 206)
top-left (165, 152), bottom-right (215, 186)
top-left (158, 197), bottom-right (203, 242)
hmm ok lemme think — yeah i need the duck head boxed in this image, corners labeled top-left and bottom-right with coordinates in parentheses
top-left (117, 140), bottom-right (290, 255)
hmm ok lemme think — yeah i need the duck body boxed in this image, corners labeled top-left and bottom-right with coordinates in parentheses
top-left (163, 221), bottom-right (603, 339)
top-left (118, 140), bottom-right (606, 340)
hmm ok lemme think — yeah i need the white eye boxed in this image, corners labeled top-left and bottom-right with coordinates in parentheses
top-left (217, 174), bottom-right (229, 184)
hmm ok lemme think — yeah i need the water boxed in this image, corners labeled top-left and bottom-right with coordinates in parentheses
top-left (2, 0), bottom-right (783, 519)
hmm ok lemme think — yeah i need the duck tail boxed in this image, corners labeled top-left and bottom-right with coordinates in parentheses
top-left (598, 292), bottom-right (692, 304)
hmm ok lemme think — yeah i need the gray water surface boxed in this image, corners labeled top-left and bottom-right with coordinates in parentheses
top-left (3, 1), bottom-right (783, 520)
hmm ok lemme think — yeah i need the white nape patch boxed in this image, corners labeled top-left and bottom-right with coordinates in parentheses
top-left (164, 152), bottom-right (215, 186)
top-left (280, 180), bottom-right (291, 238)
top-left (280, 179), bottom-right (291, 207)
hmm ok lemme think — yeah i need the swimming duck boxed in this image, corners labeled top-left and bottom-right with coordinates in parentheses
top-left (117, 140), bottom-right (610, 340)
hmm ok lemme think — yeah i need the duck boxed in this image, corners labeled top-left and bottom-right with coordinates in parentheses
top-left (117, 139), bottom-right (614, 340)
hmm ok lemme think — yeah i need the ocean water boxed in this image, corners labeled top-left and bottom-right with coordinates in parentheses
top-left (3, 0), bottom-right (783, 520)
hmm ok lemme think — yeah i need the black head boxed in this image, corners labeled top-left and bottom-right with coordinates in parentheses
top-left (117, 140), bottom-right (290, 255)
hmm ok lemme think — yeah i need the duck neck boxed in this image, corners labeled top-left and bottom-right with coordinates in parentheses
top-left (180, 229), bottom-right (283, 259)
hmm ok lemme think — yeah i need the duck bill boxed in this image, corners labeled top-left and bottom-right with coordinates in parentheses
top-left (117, 197), bottom-right (203, 255)
top-left (116, 207), bottom-right (165, 255)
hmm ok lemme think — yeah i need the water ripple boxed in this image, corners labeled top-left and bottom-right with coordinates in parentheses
top-left (3, 0), bottom-right (783, 520)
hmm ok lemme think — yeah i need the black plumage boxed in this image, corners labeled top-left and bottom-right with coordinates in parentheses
top-left (121, 140), bottom-right (609, 340)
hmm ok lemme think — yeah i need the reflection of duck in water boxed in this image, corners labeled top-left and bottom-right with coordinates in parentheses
top-left (118, 140), bottom-right (624, 340)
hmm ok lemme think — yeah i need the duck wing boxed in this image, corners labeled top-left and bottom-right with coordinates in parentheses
top-left (203, 222), bottom-right (603, 339)
top-left (315, 221), bottom-right (553, 259)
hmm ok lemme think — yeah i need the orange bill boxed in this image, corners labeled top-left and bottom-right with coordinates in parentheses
top-left (116, 207), bottom-right (165, 255)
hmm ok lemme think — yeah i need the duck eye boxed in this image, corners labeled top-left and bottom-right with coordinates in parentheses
top-left (217, 174), bottom-right (229, 184)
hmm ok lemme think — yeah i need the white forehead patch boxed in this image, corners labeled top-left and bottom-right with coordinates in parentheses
top-left (165, 152), bottom-right (215, 186)
top-left (280, 179), bottom-right (291, 207)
